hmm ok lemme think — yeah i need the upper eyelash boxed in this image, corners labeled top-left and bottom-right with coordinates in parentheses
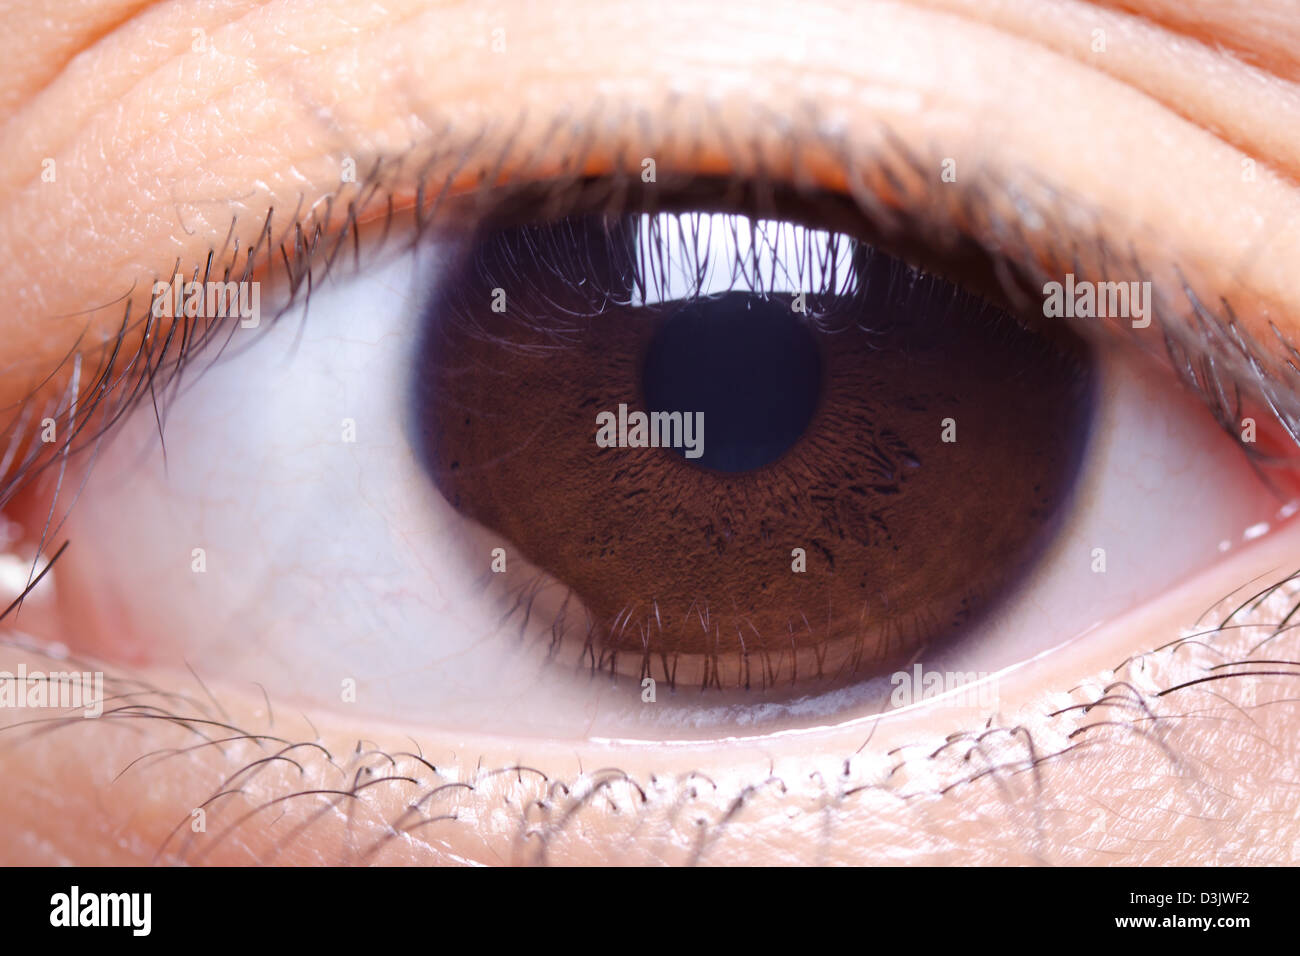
top-left (2, 112), bottom-right (1298, 550)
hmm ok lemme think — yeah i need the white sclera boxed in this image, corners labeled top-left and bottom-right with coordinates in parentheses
top-left (56, 231), bottom-right (1286, 740)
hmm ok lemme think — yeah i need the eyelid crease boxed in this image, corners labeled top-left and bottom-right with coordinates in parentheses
top-left (908, 0), bottom-right (1300, 188)
top-left (0, 0), bottom-right (159, 121)
top-left (1094, 0), bottom-right (1300, 86)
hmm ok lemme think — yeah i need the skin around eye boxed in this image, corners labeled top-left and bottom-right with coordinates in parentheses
top-left (1, 0), bottom-right (1300, 867)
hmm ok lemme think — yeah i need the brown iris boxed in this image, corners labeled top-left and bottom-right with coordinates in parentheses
top-left (417, 212), bottom-right (1094, 692)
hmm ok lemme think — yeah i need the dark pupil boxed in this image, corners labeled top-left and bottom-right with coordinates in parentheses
top-left (641, 292), bottom-right (822, 472)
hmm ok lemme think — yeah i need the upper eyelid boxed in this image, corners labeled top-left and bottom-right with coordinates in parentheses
top-left (913, 0), bottom-right (1300, 186)
top-left (0, 116), bottom-right (1293, 498)
top-left (6, 0), bottom-right (1297, 324)
top-left (6, 7), bottom-right (1300, 498)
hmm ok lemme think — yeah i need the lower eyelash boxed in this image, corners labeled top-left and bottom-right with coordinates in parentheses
top-left (5, 562), bottom-right (1295, 864)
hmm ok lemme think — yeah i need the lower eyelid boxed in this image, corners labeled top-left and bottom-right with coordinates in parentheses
top-left (3, 514), bottom-right (1298, 865)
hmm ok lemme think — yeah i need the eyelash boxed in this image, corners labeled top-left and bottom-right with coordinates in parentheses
top-left (12, 562), bottom-right (1296, 864)
top-left (3, 131), bottom-right (1297, 577)
top-left (4, 130), bottom-right (1299, 863)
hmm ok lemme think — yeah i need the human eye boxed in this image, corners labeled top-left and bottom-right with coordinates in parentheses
top-left (2, 0), bottom-right (1299, 869)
